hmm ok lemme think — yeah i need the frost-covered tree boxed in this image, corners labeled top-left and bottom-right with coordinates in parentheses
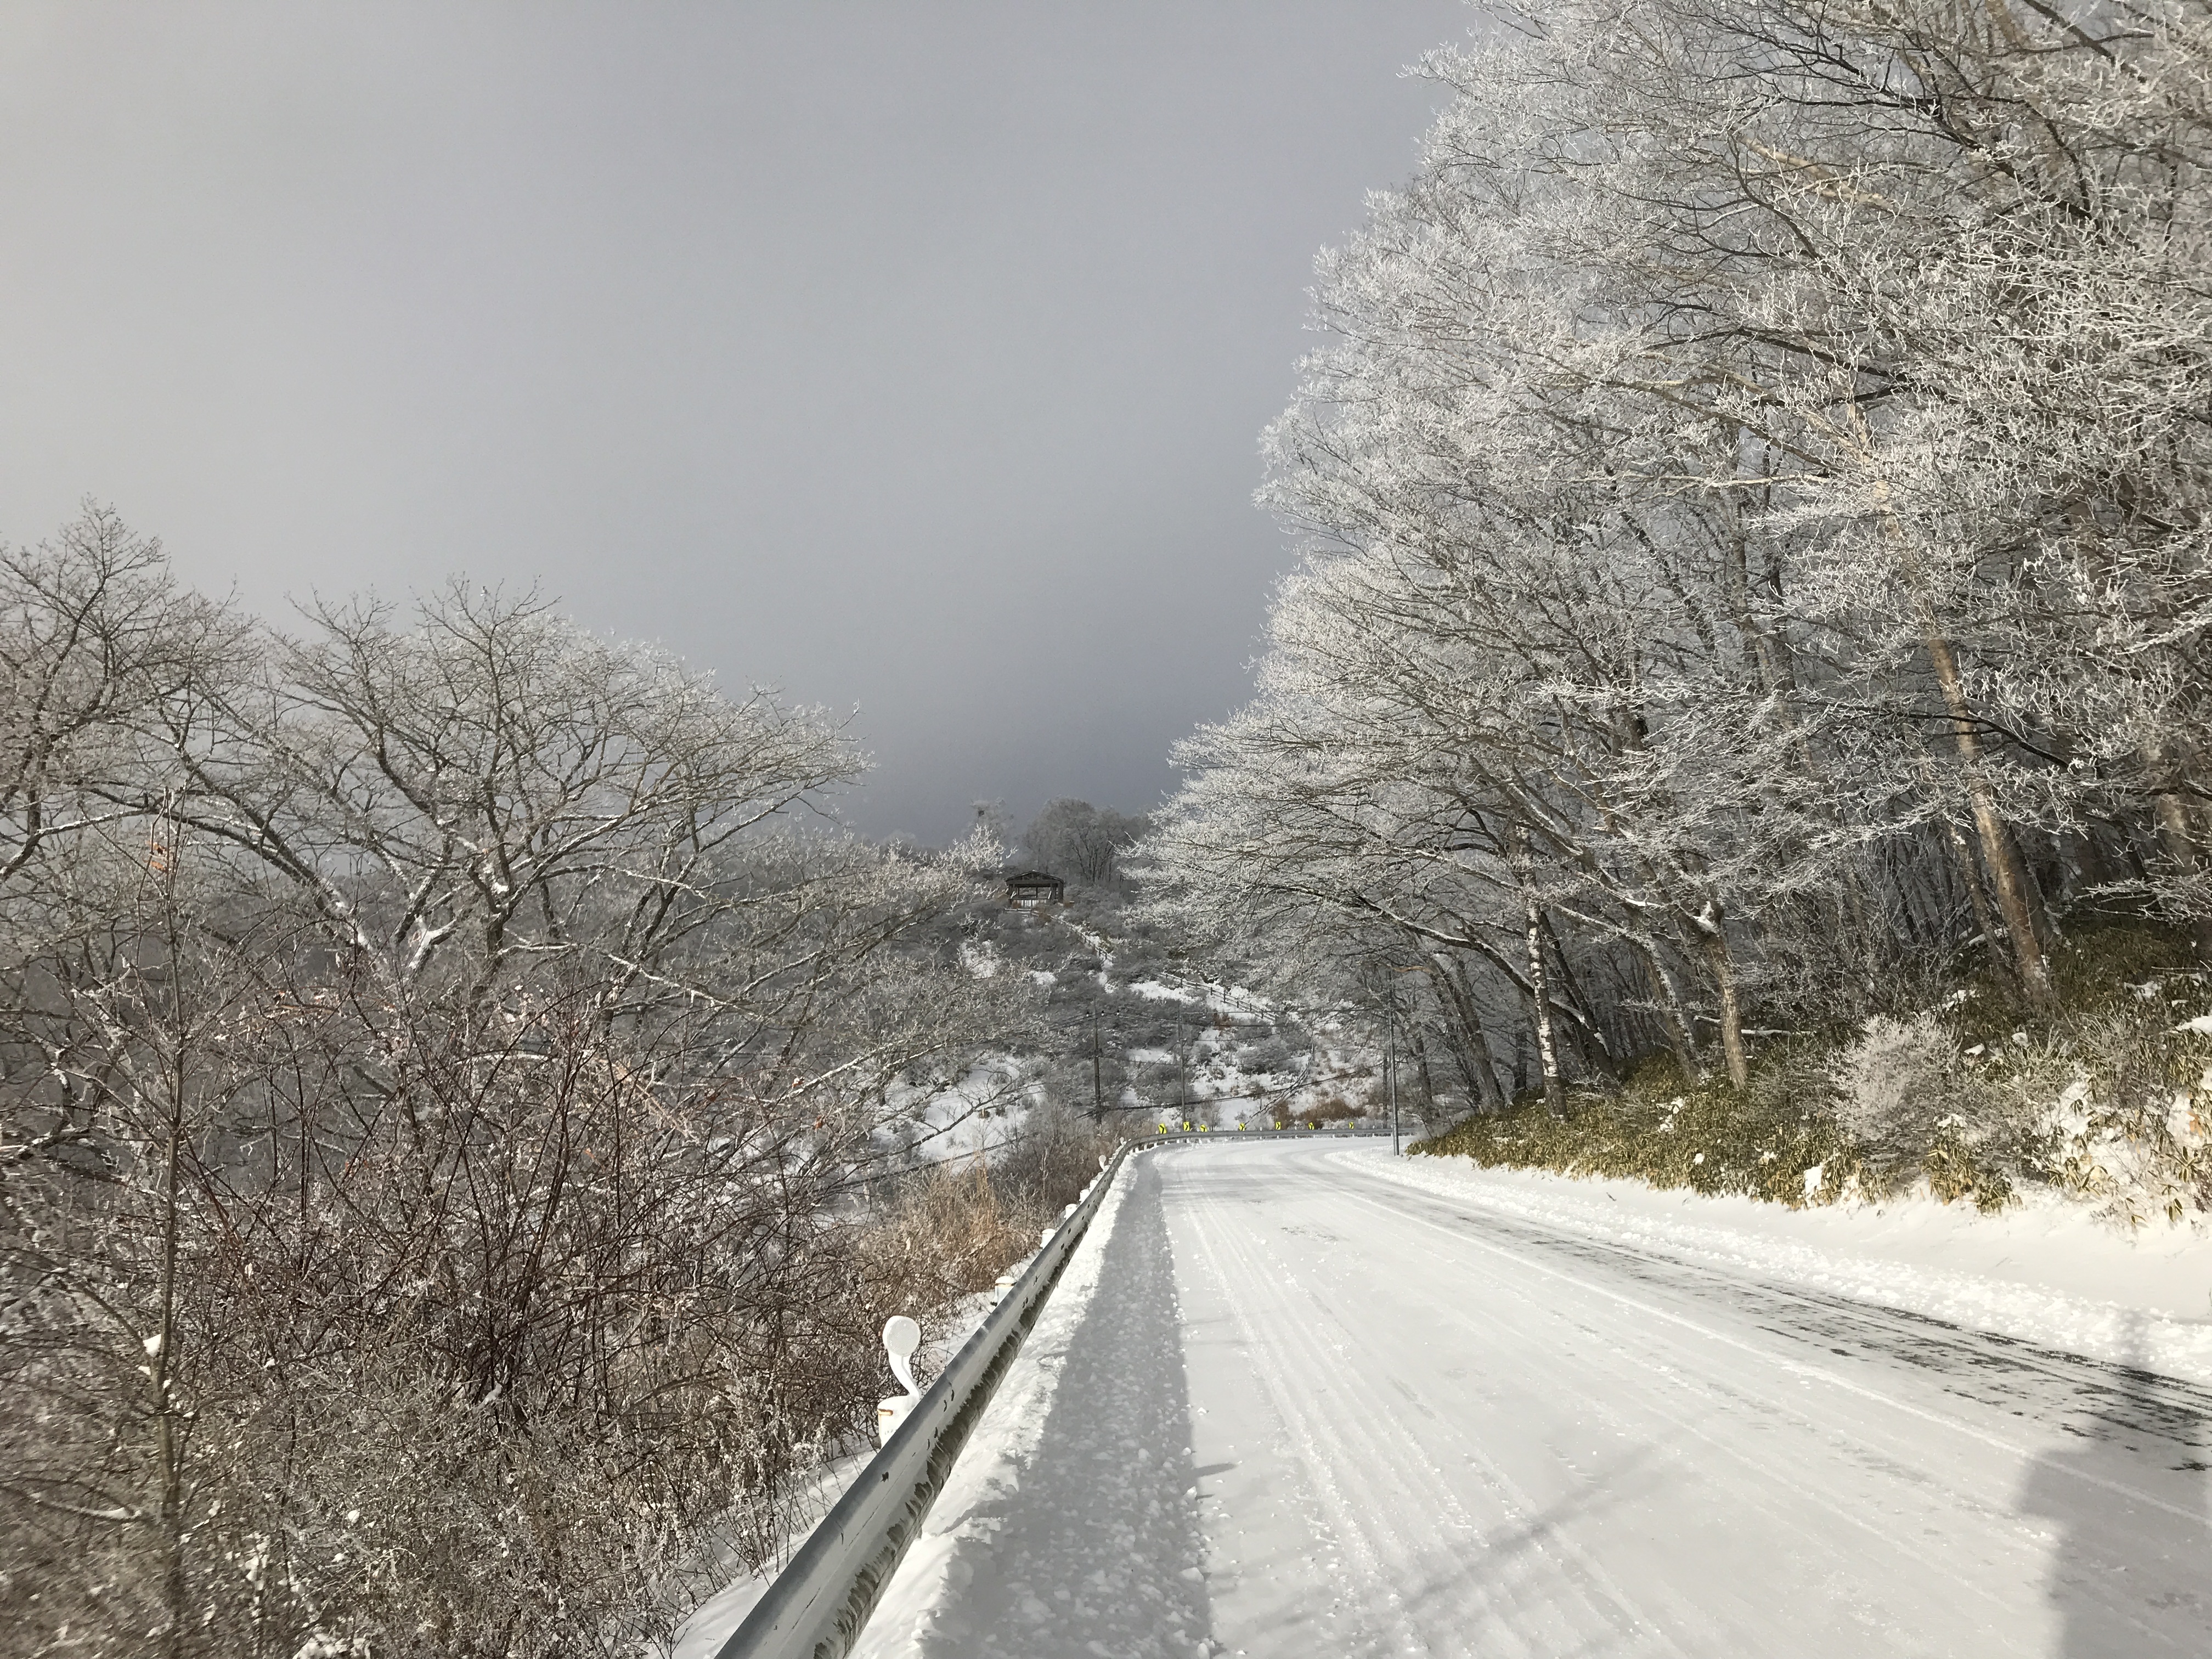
top-left (1150, 0), bottom-right (2212, 1105)
top-left (0, 512), bottom-right (1028, 1656)
top-left (1024, 798), bottom-right (1151, 887)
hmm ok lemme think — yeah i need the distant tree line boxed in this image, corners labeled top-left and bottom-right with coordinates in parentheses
top-left (1023, 798), bottom-right (1150, 889)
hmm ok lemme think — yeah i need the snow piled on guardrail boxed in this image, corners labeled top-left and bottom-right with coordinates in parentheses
top-left (848, 1155), bottom-right (1176, 1657)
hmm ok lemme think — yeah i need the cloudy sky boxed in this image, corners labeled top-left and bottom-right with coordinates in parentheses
top-left (1, 2), bottom-right (1471, 842)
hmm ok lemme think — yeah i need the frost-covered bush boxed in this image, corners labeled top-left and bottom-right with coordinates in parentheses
top-left (1830, 1014), bottom-right (2037, 1206)
top-left (195, 1343), bottom-right (848, 1659)
top-left (2023, 1014), bottom-right (2212, 1227)
top-left (1831, 1014), bottom-right (1960, 1165)
top-left (1827, 986), bottom-right (2212, 1219)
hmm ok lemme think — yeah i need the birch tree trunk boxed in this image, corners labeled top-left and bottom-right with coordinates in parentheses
top-left (1510, 825), bottom-right (1567, 1116)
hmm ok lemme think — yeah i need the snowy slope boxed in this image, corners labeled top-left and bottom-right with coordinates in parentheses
top-left (856, 1139), bottom-right (2212, 1657)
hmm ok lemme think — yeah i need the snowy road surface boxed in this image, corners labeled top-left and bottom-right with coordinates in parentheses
top-left (851, 1141), bottom-right (2212, 1658)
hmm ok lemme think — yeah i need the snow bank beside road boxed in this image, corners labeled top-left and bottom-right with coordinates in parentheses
top-left (848, 1154), bottom-right (1159, 1658)
top-left (1352, 1143), bottom-right (2212, 1384)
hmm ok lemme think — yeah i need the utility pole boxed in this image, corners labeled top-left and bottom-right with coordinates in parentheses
top-left (1389, 1023), bottom-right (1400, 1156)
top-left (1091, 1009), bottom-right (1104, 1120)
top-left (1175, 1003), bottom-right (1188, 1115)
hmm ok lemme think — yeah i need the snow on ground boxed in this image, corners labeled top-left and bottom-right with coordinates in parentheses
top-left (1127, 977), bottom-right (1201, 1004)
top-left (878, 1056), bottom-right (1034, 1166)
top-left (853, 1139), bottom-right (2211, 1656)
top-left (684, 1126), bottom-right (2212, 1656)
top-left (1123, 977), bottom-right (1274, 1023)
top-left (670, 1288), bottom-right (1006, 1658)
top-left (848, 1153), bottom-right (1206, 1659)
top-left (1359, 1143), bottom-right (2212, 1384)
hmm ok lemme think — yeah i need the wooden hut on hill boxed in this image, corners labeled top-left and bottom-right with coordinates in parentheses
top-left (1004, 871), bottom-right (1065, 907)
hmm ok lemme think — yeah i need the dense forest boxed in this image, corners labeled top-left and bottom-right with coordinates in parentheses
top-left (1144, 0), bottom-right (2212, 1217)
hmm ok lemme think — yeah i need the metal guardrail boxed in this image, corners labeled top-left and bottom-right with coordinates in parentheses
top-left (713, 1142), bottom-right (1134, 1659)
top-left (1142, 1125), bottom-right (1389, 1141)
top-left (712, 1126), bottom-right (1383, 1659)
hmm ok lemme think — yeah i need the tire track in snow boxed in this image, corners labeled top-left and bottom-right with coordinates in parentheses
top-left (858, 1141), bottom-right (2212, 1656)
top-left (1175, 1166), bottom-right (1467, 1655)
top-left (1325, 1187), bottom-right (2036, 1644)
top-left (1166, 1143), bottom-right (2212, 1657)
top-left (1170, 1150), bottom-right (1724, 1658)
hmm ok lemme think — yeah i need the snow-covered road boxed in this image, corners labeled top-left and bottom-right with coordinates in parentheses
top-left (855, 1140), bottom-right (2212, 1657)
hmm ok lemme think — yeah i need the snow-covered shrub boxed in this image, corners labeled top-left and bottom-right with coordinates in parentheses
top-left (2024, 1014), bottom-right (2212, 1228)
top-left (1822, 1013), bottom-right (2044, 1212)
top-left (1831, 1013), bottom-right (1956, 1161)
top-left (196, 1340), bottom-right (847, 1659)
top-left (1829, 1014), bottom-right (2032, 1206)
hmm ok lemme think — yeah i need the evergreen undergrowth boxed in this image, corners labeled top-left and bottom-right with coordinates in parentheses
top-left (1411, 1045), bottom-right (1876, 1208)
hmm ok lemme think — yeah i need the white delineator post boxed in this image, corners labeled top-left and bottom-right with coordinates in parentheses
top-left (877, 1316), bottom-right (923, 1447)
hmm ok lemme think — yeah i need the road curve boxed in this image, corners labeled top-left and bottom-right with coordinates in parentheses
top-left (871, 1140), bottom-right (2212, 1658)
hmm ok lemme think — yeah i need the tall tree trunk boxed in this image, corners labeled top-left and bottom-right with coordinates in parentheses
top-left (1454, 988), bottom-right (1509, 1114)
top-left (154, 1058), bottom-right (188, 1659)
top-left (1408, 1025), bottom-right (1442, 1120)
top-left (2148, 774), bottom-right (2212, 958)
top-left (1923, 630), bottom-right (2053, 1002)
top-left (1720, 454), bottom-right (1796, 697)
top-left (1944, 816), bottom-right (2004, 966)
top-left (1699, 924), bottom-right (1750, 1089)
top-left (2009, 822), bottom-right (2060, 947)
top-left (1855, 425), bottom-right (2053, 1003)
top-left (1427, 953), bottom-right (1506, 1112)
top-left (1510, 824), bottom-right (1566, 1116)
top-left (1642, 945), bottom-right (1705, 1086)
top-left (1538, 912), bottom-right (1614, 1080)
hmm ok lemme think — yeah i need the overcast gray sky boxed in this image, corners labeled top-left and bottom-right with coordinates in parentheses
top-left (0, 2), bottom-right (1470, 843)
